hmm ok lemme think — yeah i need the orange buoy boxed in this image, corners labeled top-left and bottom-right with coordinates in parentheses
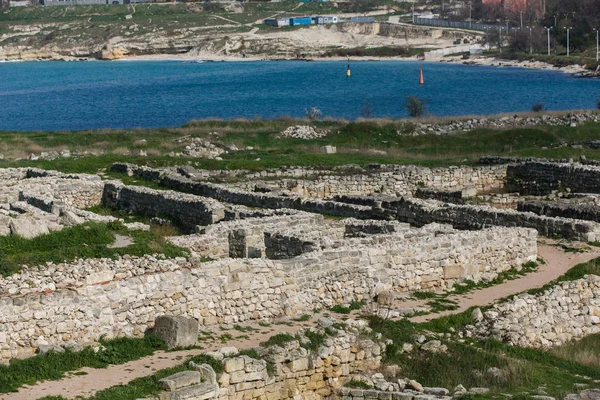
top-left (419, 64), bottom-right (424, 85)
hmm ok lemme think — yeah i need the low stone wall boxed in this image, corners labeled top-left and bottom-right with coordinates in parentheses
top-left (158, 173), bottom-right (378, 219)
top-left (169, 212), bottom-right (325, 259)
top-left (507, 162), bottom-right (600, 196)
top-left (217, 321), bottom-right (383, 400)
top-left (415, 187), bottom-right (477, 204)
top-left (0, 168), bottom-right (104, 209)
top-left (113, 162), bottom-right (507, 199)
top-left (335, 195), bottom-right (600, 242)
top-left (466, 275), bottom-right (600, 348)
top-left (518, 200), bottom-right (600, 223)
top-left (0, 223), bottom-right (535, 361)
top-left (102, 182), bottom-right (226, 233)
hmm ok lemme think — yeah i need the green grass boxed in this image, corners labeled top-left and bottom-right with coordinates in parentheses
top-left (0, 221), bottom-right (188, 278)
top-left (330, 300), bottom-right (365, 314)
top-left (0, 334), bottom-right (166, 394)
top-left (2, 116), bottom-right (600, 176)
top-left (260, 333), bottom-right (296, 347)
top-left (370, 317), bottom-right (600, 398)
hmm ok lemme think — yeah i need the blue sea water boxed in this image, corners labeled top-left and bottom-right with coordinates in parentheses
top-left (1, 60), bottom-right (600, 131)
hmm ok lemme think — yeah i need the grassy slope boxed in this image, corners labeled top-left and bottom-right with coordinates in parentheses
top-left (1, 117), bottom-right (600, 174)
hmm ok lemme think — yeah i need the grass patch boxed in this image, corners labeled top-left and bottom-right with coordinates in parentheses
top-left (0, 334), bottom-right (166, 394)
top-left (370, 317), bottom-right (600, 398)
top-left (260, 333), bottom-right (296, 347)
top-left (345, 379), bottom-right (371, 389)
top-left (330, 300), bottom-right (366, 314)
top-left (4, 116), bottom-right (600, 176)
top-left (0, 221), bottom-right (188, 278)
top-left (292, 314), bottom-right (311, 322)
top-left (187, 354), bottom-right (223, 374)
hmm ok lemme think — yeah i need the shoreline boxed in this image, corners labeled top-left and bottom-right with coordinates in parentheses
top-left (114, 53), bottom-right (597, 77)
top-left (1, 50), bottom-right (595, 77)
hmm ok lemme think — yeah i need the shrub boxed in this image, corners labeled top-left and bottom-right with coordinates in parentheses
top-left (403, 95), bottom-right (427, 118)
top-left (188, 354), bottom-right (224, 374)
top-left (532, 103), bottom-right (545, 112)
top-left (361, 101), bottom-right (374, 118)
top-left (305, 107), bottom-right (323, 120)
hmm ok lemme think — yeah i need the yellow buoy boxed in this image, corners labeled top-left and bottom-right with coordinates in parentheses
top-left (346, 68), bottom-right (351, 78)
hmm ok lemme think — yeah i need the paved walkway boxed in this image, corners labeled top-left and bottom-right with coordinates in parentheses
top-left (4, 241), bottom-right (599, 400)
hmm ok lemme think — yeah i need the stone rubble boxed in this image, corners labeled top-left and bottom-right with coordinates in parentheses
top-left (278, 125), bottom-right (330, 140)
top-left (408, 112), bottom-right (599, 137)
top-left (465, 275), bottom-right (600, 348)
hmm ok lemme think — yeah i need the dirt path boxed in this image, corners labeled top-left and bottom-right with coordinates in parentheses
top-left (2, 322), bottom-right (311, 400)
top-left (5, 241), bottom-right (599, 400)
top-left (404, 242), bottom-right (600, 323)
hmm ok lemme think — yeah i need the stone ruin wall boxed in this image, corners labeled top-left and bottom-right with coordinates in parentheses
top-left (232, 165), bottom-right (507, 198)
top-left (170, 213), bottom-right (325, 260)
top-left (507, 162), bottom-right (600, 196)
top-left (0, 168), bottom-right (104, 210)
top-left (102, 182), bottom-right (226, 232)
top-left (0, 224), bottom-right (536, 361)
top-left (114, 162), bottom-right (507, 199)
top-left (335, 196), bottom-right (600, 243)
top-left (216, 323), bottom-right (384, 400)
top-left (467, 275), bottom-right (600, 348)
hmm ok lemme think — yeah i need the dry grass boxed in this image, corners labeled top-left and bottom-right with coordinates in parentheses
top-left (111, 147), bottom-right (130, 155)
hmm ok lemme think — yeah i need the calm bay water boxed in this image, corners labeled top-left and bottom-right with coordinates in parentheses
top-left (1, 60), bottom-right (600, 131)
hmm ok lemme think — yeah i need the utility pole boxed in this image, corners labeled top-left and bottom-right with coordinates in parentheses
top-left (469, 1), bottom-right (472, 30)
top-left (594, 28), bottom-right (599, 62)
top-left (565, 27), bottom-right (572, 57)
top-left (520, 11), bottom-right (523, 29)
top-left (526, 26), bottom-right (533, 54)
top-left (544, 26), bottom-right (552, 56)
top-left (565, 26), bottom-right (573, 57)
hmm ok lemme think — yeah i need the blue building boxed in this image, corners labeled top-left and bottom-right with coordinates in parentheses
top-left (289, 16), bottom-right (313, 26)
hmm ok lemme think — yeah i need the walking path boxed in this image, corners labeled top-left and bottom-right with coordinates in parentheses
top-left (406, 242), bottom-right (600, 323)
top-left (3, 241), bottom-right (599, 400)
top-left (2, 322), bottom-right (309, 400)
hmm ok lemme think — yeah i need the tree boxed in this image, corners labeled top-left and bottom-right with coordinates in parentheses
top-left (403, 96), bottom-right (427, 118)
top-left (305, 107), bottom-right (322, 121)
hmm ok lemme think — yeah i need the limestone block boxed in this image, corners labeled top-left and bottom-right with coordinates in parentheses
top-left (158, 383), bottom-right (219, 400)
top-left (10, 217), bottom-right (49, 239)
top-left (224, 357), bottom-right (245, 373)
top-left (159, 371), bottom-right (201, 391)
top-left (153, 316), bottom-right (198, 349)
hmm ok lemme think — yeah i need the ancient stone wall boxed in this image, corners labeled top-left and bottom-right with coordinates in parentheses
top-left (169, 212), bottom-right (324, 259)
top-left (335, 196), bottom-right (600, 242)
top-left (234, 165), bottom-right (507, 198)
top-left (113, 163), bottom-right (507, 198)
top-left (102, 182), bottom-right (226, 233)
top-left (507, 162), bottom-right (600, 195)
top-left (0, 168), bottom-right (104, 209)
top-left (0, 224), bottom-right (535, 361)
top-left (467, 275), bottom-right (600, 348)
top-left (216, 321), bottom-right (383, 400)
top-left (518, 200), bottom-right (600, 223)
